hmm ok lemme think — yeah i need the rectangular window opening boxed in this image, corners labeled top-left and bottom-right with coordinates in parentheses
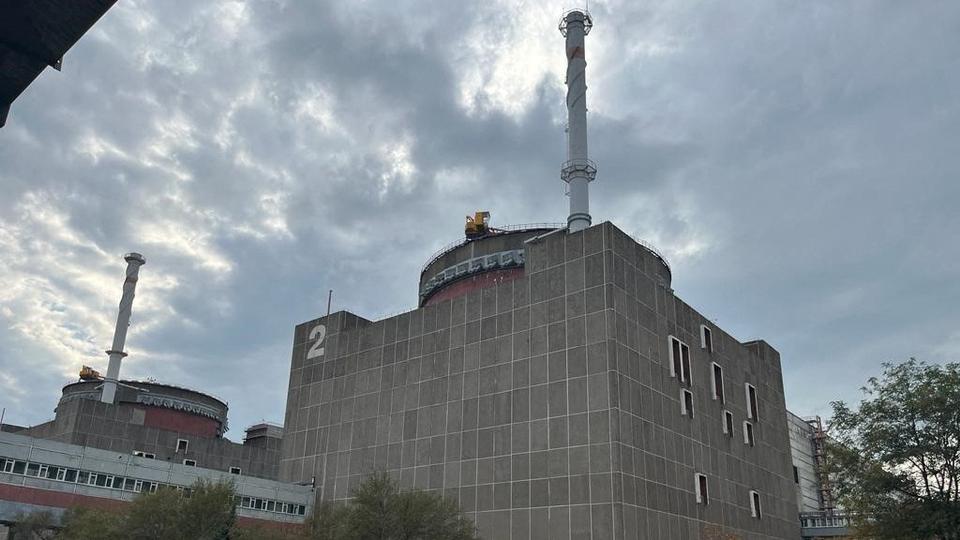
top-left (700, 325), bottom-right (713, 352)
top-left (743, 421), bottom-right (755, 447)
top-left (230, 467), bottom-right (242, 475)
top-left (712, 363), bottom-right (725, 402)
top-left (681, 389), bottom-right (695, 419)
top-left (680, 343), bottom-right (691, 384)
top-left (695, 473), bottom-right (709, 505)
top-left (750, 490), bottom-right (762, 518)
top-left (723, 410), bottom-right (734, 436)
top-left (176, 439), bottom-right (189, 453)
top-left (793, 465), bottom-right (800, 484)
top-left (745, 383), bottom-right (759, 420)
top-left (182, 459), bottom-right (197, 467)
top-left (670, 336), bottom-right (682, 379)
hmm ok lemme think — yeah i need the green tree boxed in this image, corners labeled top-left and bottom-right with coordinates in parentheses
top-left (9, 510), bottom-right (57, 539)
top-left (829, 358), bottom-right (960, 539)
top-left (58, 507), bottom-right (123, 540)
top-left (305, 472), bottom-right (477, 540)
top-left (59, 480), bottom-right (236, 540)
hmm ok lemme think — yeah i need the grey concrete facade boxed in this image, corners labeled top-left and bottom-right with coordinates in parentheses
top-left (281, 221), bottom-right (800, 539)
top-left (15, 392), bottom-right (281, 480)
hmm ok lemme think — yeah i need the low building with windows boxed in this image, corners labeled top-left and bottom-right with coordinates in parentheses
top-left (0, 430), bottom-right (311, 534)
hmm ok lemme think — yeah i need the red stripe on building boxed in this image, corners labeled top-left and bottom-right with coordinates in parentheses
top-left (424, 268), bottom-right (525, 306)
top-left (140, 406), bottom-right (221, 438)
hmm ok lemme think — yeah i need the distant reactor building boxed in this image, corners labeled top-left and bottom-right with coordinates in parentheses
top-left (0, 253), bottom-right (311, 533)
top-left (279, 10), bottom-right (801, 539)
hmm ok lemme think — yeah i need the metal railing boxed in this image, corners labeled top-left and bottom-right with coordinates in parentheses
top-left (419, 223), bottom-right (563, 276)
top-left (629, 234), bottom-right (672, 276)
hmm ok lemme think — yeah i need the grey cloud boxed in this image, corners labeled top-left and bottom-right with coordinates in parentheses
top-left (1, 0), bottom-right (958, 434)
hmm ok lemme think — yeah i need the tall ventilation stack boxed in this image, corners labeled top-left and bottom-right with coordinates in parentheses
top-left (100, 252), bottom-right (146, 404)
top-left (560, 10), bottom-right (596, 233)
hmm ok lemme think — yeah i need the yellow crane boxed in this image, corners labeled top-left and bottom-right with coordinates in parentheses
top-left (79, 365), bottom-right (102, 381)
top-left (464, 211), bottom-right (491, 238)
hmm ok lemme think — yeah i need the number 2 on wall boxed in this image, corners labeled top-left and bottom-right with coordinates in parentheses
top-left (307, 324), bottom-right (326, 359)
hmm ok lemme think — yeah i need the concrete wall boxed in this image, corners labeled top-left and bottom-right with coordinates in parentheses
top-left (281, 221), bottom-right (800, 539)
top-left (19, 399), bottom-right (281, 480)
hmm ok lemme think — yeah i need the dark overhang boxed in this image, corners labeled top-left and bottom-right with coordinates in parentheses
top-left (0, 0), bottom-right (117, 127)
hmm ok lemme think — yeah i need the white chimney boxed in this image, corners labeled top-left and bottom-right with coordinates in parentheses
top-left (560, 10), bottom-right (596, 233)
top-left (100, 252), bottom-right (145, 404)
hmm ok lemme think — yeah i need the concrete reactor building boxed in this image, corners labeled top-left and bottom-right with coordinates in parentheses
top-left (280, 10), bottom-right (800, 540)
top-left (0, 253), bottom-right (312, 535)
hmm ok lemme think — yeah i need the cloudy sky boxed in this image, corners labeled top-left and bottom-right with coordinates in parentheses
top-left (1, 0), bottom-right (957, 440)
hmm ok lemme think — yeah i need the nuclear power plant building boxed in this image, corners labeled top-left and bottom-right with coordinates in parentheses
top-left (279, 9), bottom-right (800, 540)
top-left (280, 222), bottom-right (800, 539)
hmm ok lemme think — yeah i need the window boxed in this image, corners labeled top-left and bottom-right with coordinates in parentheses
top-left (695, 473), bottom-right (709, 505)
top-left (745, 383), bottom-right (759, 420)
top-left (64, 469), bottom-right (78, 483)
top-left (230, 467), bottom-right (242, 475)
top-left (743, 421), bottom-right (755, 447)
top-left (711, 363), bottom-right (725, 402)
top-left (133, 450), bottom-right (155, 459)
top-left (681, 389), bottom-right (694, 419)
top-left (124, 478), bottom-right (137, 491)
top-left (176, 439), bottom-right (189, 453)
top-left (669, 336), bottom-right (692, 384)
top-left (77, 471), bottom-right (89, 484)
top-left (0, 458), bottom-right (10, 473)
top-left (700, 325), bottom-right (713, 352)
top-left (793, 465), bottom-right (800, 484)
top-left (750, 490), bottom-right (762, 518)
top-left (266, 501), bottom-right (276, 512)
top-left (723, 410), bottom-right (734, 436)
top-left (182, 459), bottom-right (196, 467)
